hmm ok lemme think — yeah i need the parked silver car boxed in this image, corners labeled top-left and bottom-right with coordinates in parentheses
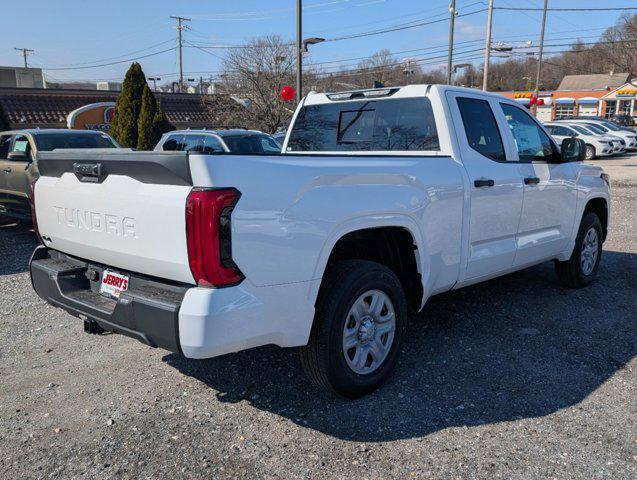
top-left (154, 129), bottom-right (282, 154)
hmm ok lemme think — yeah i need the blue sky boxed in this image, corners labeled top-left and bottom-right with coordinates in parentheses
top-left (0, 0), bottom-right (634, 84)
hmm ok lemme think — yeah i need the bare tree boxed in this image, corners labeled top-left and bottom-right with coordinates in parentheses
top-left (220, 35), bottom-right (296, 133)
top-left (597, 13), bottom-right (637, 75)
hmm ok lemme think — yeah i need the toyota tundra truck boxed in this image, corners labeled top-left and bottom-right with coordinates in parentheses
top-left (29, 85), bottom-right (610, 398)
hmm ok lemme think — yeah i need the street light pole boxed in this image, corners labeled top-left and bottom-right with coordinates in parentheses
top-left (148, 77), bottom-right (161, 92)
top-left (533, 0), bottom-right (548, 115)
top-left (446, 0), bottom-right (456, 85)
top-left (482, 0), bottom-right (494, 91)
top-left (296, 0), bottom-right (302, 104)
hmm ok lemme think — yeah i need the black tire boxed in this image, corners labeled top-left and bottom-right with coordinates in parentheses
top-left (585, 144), bottom-right (596, 160)
top-left (0, 214), bottom-right (16, 226)
top-left (300, 259), bottom-right (408, 399)
top-left (555, 212), bottom-right (603, 288)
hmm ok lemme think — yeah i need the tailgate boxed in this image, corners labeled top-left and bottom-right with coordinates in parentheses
top-left (34, 150), bottom-right (196, 284)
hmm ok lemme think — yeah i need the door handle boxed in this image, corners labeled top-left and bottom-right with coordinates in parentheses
top-left (474, 179), bottom-right (495, 188)
top-left (524, 177), bottom-right (540, 185)
top-left (2, 167), bottom-right (11, 173)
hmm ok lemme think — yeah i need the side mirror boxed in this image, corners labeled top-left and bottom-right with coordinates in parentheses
top-left (7, 151), bottom-right (29, 161)
top-left (561, 137), bottom-right (586, 163)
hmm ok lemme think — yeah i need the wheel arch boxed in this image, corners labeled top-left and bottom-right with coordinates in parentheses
top-left (584, 196), bottom-right (608, 241)
top-left (309, 215), bottom-right (428, 312)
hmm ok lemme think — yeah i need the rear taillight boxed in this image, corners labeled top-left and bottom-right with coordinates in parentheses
top-left (185, 188), bottom-right (243, 287)
top-left (29, 179), bottom-right (42, 244)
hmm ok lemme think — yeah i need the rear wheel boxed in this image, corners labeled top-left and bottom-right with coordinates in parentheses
top-left (555, 212), bottom-right (603, 288)
top-left (0, 213), bottom-right (16, 226)
top-left (585, 144), bottom-right (596, 160)
top-left (300, 260), bottom-right (408, 398)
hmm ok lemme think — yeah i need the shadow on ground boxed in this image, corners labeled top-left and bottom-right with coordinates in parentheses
top-left (165, 250), bottom-right (636, 442)
top-left (0, 221), bottom-right (37, 275)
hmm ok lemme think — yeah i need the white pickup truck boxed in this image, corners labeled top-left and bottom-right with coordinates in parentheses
top-left (30, 85), bottom-right (610, 398)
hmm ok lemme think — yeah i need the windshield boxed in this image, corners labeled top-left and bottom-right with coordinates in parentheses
top-left (222, 134), bottom-right (281, 154)
top-left (35, 132), bottom-right (118, 151)
top-left (600, 121), bottom-right (620, 131)
top-left (570, 125), bottom-right (589, 135)
top-left (583, 124), bottom-right (606, 135)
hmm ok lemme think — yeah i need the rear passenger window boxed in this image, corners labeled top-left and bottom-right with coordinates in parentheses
top-left (162, 134), bottom-right (185, 151)
top-left (182, 135), bottom-right (205, 152)
top-left (456, 97), bottom-right (505, 161)
top-left (287, 97), bottom-right (439, 152)
top-left (203, 136), bottom-right (224, 154)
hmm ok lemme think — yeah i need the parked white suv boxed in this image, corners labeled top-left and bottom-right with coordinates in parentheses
top-left (543, 122), bottom-right (614, 159)
top-left (29, 85), bottom-right (610, 398)
top-left (574, 123), bottom-right (626, 154)
top-left (560, 119), bottom-right (637, 151)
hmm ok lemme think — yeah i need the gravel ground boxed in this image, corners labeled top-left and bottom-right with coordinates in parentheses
top-left (1, 157), bottom-right (635, 479)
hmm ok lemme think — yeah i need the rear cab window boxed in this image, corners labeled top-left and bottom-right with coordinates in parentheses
top-left (287, 97), bottom-right (439, 152)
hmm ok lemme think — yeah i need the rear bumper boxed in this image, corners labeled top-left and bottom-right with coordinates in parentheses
top-left (30, 246), bottom-right (186, 353)
top-left (30, 247), bottom-right (316, 359)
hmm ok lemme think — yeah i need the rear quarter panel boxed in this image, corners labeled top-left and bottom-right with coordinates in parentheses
top-left (189, 153), bottom-right (465, 302)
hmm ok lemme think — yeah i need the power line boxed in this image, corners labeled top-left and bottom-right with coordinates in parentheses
top-left (324, 7), bottom-right (488, 42)
top-left (41, 46), bottom-right (178, 71)
top-left (184, 40), bottom-right (225, 60)
top-left (494, 6), bottom-right (637, 12)
top-left (33, 39), bottom-right (176, 68)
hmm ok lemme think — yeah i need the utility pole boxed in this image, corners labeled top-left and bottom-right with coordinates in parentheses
top-left (482, 0), bottom-right (494, 91)
top-left (170, 16), bottom-right (191, 93)
top-left (14, 48), bottom-right (34, 68)
top-left (533, 0), bottom-right (548, 115)
top-left (296, 0), bottom-right (302, 104)
top-left (446, 1), bottom-right (456, 85)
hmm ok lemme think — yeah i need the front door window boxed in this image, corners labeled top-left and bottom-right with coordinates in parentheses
top-left (11, 135), bottom-right (33, 159)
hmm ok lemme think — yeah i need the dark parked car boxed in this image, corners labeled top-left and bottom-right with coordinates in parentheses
top-left (0, 129), bottom-right (119, 222)
top-left (610, 114), bottom-right (635, 128)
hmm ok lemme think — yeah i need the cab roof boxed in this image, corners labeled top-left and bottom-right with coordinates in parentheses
top-left (303, 84), bottom-right (508, 106)
top-left (166, 129), bottom-right (269, 137)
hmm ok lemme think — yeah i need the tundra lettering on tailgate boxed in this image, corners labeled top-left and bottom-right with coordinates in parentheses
top-left (53, 206), bottom-right (137, 238)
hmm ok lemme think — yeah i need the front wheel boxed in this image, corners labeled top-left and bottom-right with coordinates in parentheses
top-left (300, 260), bottom-right (408, 398)
top-left (585, 144), bottom-right (596, 160)
top-left (555, 212), bottom-right (603, 288)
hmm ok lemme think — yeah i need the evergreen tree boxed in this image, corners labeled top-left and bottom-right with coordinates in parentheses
top-left (0, 101), bottom-right (10, 131)
top-left (110, 62), bottom-right (146, 148)
top-left (151, 106), bottom-right (175, 145)
top-left (136, 85), bottom-right (157, 151)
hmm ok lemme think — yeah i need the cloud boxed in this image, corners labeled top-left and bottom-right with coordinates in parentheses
top-left (455, 20), bottom-right (486, 41)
